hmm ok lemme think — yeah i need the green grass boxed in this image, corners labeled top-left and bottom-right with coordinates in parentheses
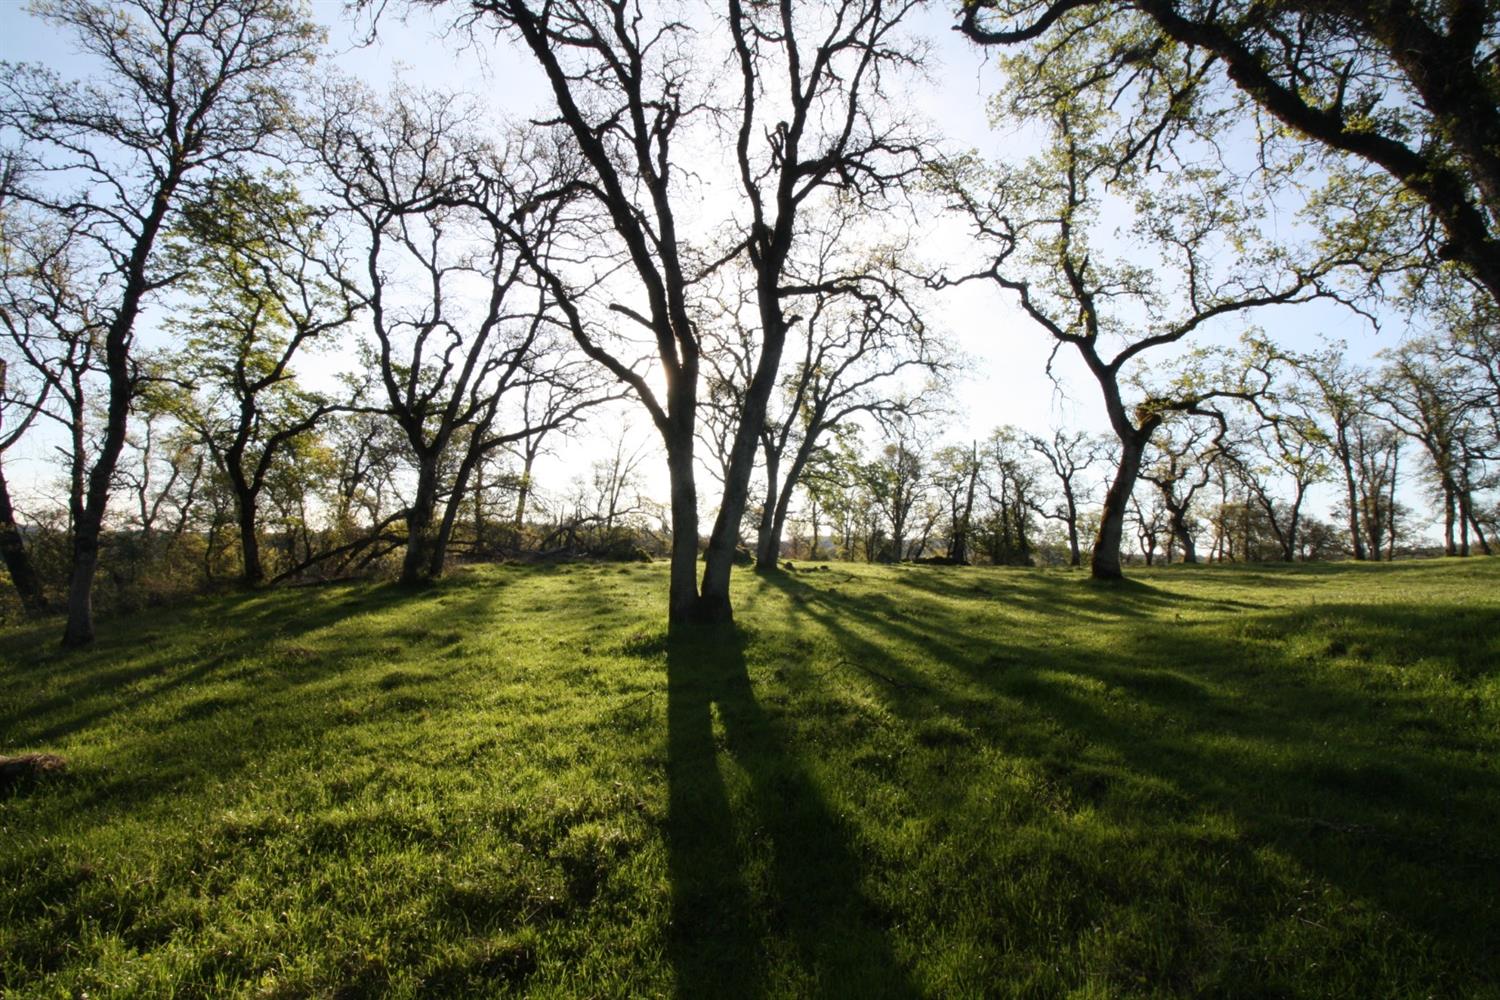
top-left (2, 558), bottom-right (1498, 998)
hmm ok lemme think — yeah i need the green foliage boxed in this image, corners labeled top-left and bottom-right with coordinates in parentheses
top-left (164, 170), bottom-right (343, 429)
top-left (4, 559), bottom-right (1498, 997)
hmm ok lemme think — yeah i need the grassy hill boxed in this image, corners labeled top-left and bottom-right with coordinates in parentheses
top-left (3, 559), bottom-right (1498, 998)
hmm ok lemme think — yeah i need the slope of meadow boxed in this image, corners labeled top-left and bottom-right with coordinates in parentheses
top-left (3, 558), bottom-right (1498, 998)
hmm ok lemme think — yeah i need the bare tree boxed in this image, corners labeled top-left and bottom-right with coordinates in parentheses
top-left (1026, 427), bottom-right (1105, 567)
top-left (589, 427), bottom-right (652, 537)
top-left (116, 391), bottom-right (207, 546)
top-left (710, 221), bottom-right (950, 570)
top-left (1140, 417), bottom-right (1221, 564)
top-left (0, 0), bottom-right (321, 644)
top-left (1128, 490), bottom-right (1168, 566)
top-left (424, 0), bottom-right (931, 623)
top-left (505, 360), bottom-right (611, 531)
top-left (312, 86), bottom-right (598, 584)
top-left (1374, 335), bottom-right (1495, 556)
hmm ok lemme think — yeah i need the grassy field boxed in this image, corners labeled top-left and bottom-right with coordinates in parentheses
top-left (2, 558), bottom-right (1498, 998)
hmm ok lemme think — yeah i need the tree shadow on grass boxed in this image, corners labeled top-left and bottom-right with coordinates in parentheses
top-left (0, 570), bottom-right (527, 816)
top-left (888, 564), bottom-right (1267, 620)
top-left (0, 570), bottom-right (560, 984)
top-left (1, 579), bottom-right (423, 745)
top-left (756, 568), bottom-right (1500, 989)
top-left (665, 623), bottom-right (917, 999)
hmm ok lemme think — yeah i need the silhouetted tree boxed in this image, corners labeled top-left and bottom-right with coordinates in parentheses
top-left (0, 0), bottom-right (321, 644)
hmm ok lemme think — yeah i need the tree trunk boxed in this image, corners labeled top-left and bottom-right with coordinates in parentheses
top-left (1092, 433), bottom-right (1146, 581)
top-left (1365, 504), bottom-right (1384, 562)
top-left (703, 261), bottom-right (797, 614)
top-left (432, 447), bottom-right (490, 578)
top-left (0, 462), bottom-right (47, 615)
top-left (1013, 502), bottom-right (1031, 564)
top-left (753, 448), bottom-right (781, 571)
top-left (473, 462), bottom-right (486, 549)
top-left (702, 439), bottom-right (774, 615)
top-left (702, 389), bottom-right (785, 614)
top-left (212, 404), bottom-right (259, 588)
top-left (429, 459), bottom-right (475, 579)
top-left (61, 175), bottom-right (178, 647)
top-left (229, 455), bottom-right (263, 587)
top-left (400, 458), bottom-right (441, 586)
top-left (1064, 492), bottom-right (1081, 567)
top-left (1443, 481), bottom-right (1457, 555)
top-left (1456, 484), bottom-right (1472, 557)
top-left (1470, 511), bottom-right (1492, 556)
top-left (1386, 445), bottom-right (1400, 560)
top-left (1166, 501), bottom-right (1196, 564)
top-left (513, 450), bottom-right (535, 528)
top-left (64, 414), bottom-right (128, 647)
top-left (62, 525), bottom-right (101, 647)
top-left (950, 447), bottom-right (978, 565)
top-left (1338, 431), bottom-right (1366, 560)
top-left (238, 498), bottom-right (264, 586)
top-left (765, 494), bottom-right (795, 570)
top-left (698, 532), bottom-right (739, 621)
top-left (665, 436), bottom-right (704, 625)
top-left (757, 438), bottom-right (818, 571)
top-left (808, 500), bottom-right (819, 560)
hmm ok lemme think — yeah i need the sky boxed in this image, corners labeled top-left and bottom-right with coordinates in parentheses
top-left (0, 0), bottom-right (1428, 540)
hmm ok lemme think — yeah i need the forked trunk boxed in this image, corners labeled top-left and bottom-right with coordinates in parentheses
top-left (1168, 503), bottom-right (1197, 564)
top-left (753, 450), bottom-right (781, 571)
top-left (1338, 433), bottom-right (1365, 560)
top-left (702, 265), bottom-right (794, 617)
top-left (61, 168), bottom-right (178, 647)
top-left (430, 453), bottom-right (482, 579)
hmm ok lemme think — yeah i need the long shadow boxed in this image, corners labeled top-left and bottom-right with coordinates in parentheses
top-left (0, 578), bottom-right (432, 745)
top-left (888, 564), bottom-right (1266, 620)
top-left (0, 568), bottom-right (559, 987)
top-left (2, 563), bottom-right (541, 735)
top-left (0, 570), bottom-right (527, 816)
top-left (756, 568), bottom-right (1500, 985)
top-left (665, 623), bottom-right (917, 999)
